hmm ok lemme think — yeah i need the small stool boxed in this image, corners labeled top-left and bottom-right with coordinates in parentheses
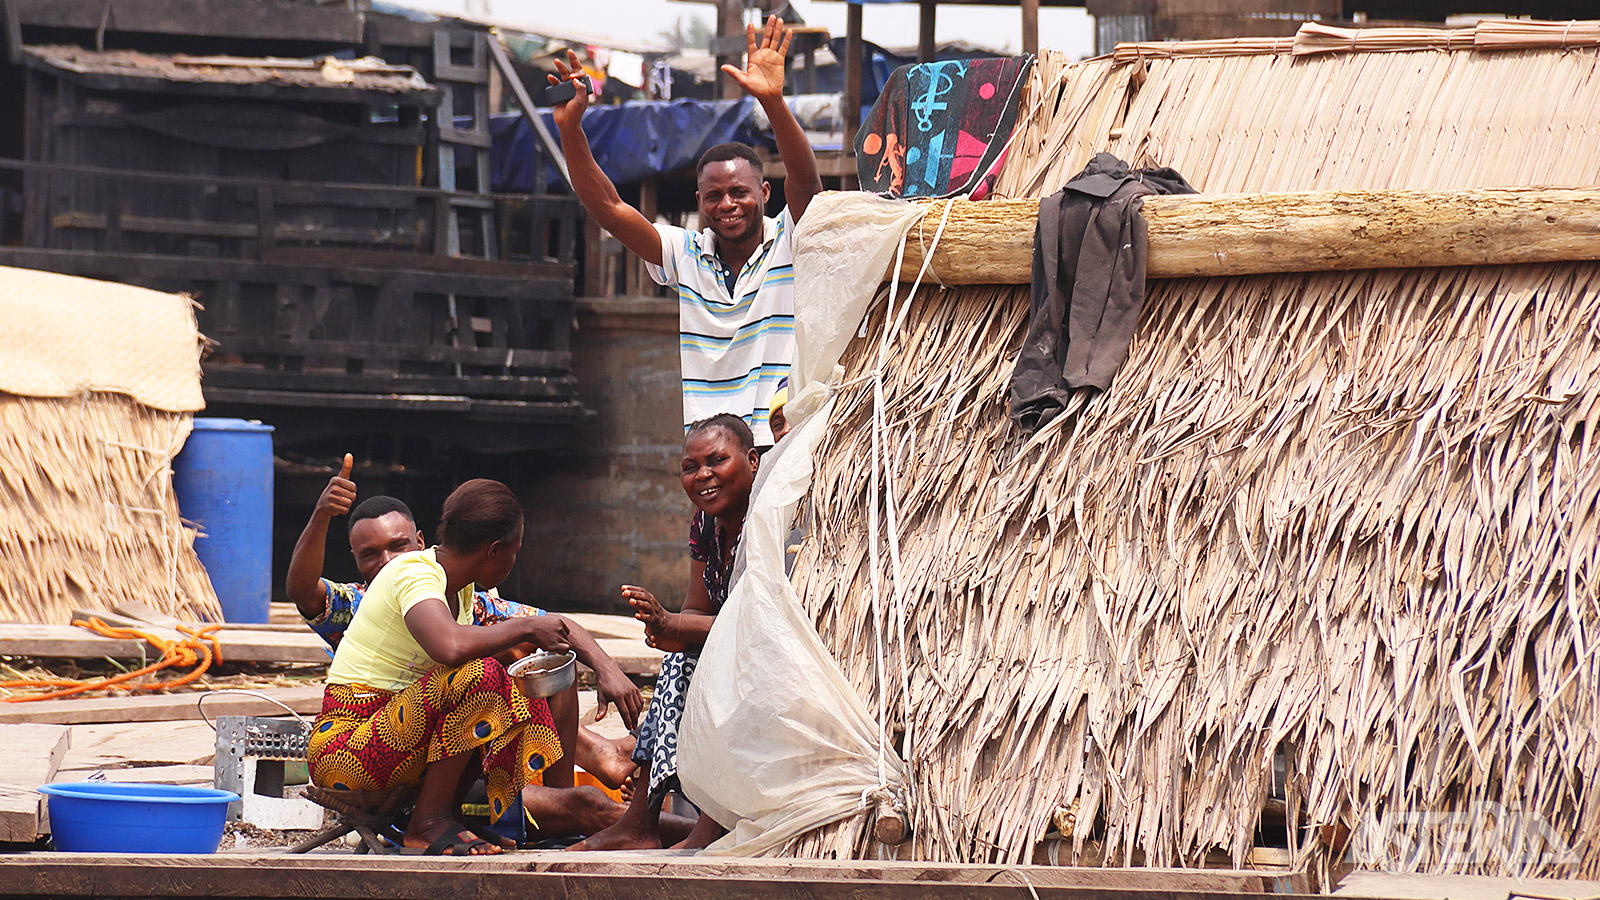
top-left (288, 784), bottom-right (418, 854)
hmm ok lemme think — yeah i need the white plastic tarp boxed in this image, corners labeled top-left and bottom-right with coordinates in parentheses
top-left (677, 193), bottom-right (930, 855)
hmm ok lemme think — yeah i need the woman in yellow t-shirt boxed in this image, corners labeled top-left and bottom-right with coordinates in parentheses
top-left (306, 478), bottom-right (571, 856)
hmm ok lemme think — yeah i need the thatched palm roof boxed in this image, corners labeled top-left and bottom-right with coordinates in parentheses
top-left (790, 21), bottom-right (1600, 878)
top-left (0, 267), bottom-right (222, 625)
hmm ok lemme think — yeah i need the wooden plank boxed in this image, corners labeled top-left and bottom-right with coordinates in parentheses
top-left (214, 335), bottom-right (572, 372)
top-left (0, 156), bottom-right (470, 203)
top-left (893, 187), bottom-right (1600, 284)
top-left (1333, 872), bottom-right (1600, 899)
top-left (111, 601), bottom-right (180, 629)
top-left (528, 856), bottom-right (1296, 891)
top-left (0, 685), bottom-right (324, 725)
top-left (201, 368), bottom-right (573, 399)
top-left (12, 0), bottom-right (364, 43)
top-left (262, 245), bottom-right (573, 281)
top-left (271, 602), bottom-right (305, 626)
top-left (7, 619), bottom-right (332, 665)
top-left (0, 724), bottom-right (70, 841)
top-left (59, 721), bottom-right (221, 770)
top-left (50, 210), bottom-right (418, 246)
top-left (563, 613), bottom-right (646, 641)
top-left (0, 624), bottom-right (145, 659)
top-left (0, 854), bottom-right (1325, 900)
top-left (54, 764), bottom-right (215, 786)
top-left (592, 638), bottom-right (662, 677)
top-left (202, 388), bottom-right (477, 413)
top-left (0, 245), bottom-right (569, 298)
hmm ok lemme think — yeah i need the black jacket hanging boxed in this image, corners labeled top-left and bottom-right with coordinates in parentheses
top-left (1009, 152), bottom-right (1195, 433)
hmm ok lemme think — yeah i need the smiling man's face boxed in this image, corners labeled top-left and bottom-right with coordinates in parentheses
top-left (696, 158), bottom-right (769, 246)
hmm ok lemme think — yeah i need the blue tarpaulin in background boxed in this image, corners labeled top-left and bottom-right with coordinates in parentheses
top-left (488, 98), bottom-right (777, 192)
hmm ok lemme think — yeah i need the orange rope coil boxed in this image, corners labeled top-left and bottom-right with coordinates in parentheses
top-left (0, 617), bottom-right (224, 702)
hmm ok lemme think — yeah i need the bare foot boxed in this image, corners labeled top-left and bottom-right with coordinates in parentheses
top-left (578, 729), bottom-right (639, 790)
top-left (668, 812), bottom-right (725, 850)
top-left (566, 819), bottom-right (662, 851)
top-left (658, 811), bottom-right (698, 846)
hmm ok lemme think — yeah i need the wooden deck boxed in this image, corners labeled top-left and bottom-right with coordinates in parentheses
top-left (0, 853), bottom-right (1318, 900)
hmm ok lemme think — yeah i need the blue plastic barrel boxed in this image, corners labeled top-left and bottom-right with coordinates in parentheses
top-left (173, 418), bottom-right (274, 623)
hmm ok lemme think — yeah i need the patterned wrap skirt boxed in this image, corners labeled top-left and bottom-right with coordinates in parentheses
top-left (307, 657), bottom-right (561, 822)
top-left (632, 650), bottom-right (697, 805)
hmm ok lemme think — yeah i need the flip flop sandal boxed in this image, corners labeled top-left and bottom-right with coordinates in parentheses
top-left (460, 820), bottom-right (519, 850)
top-left (520, 833), bottom-right (585, 850)
top-left (412, 828), bottom-right (500, 857)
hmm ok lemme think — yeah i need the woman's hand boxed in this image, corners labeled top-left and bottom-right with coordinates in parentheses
top-left (594, 666), bottom-right (643, 730)
top-left (519, 615), bottom-right (572, 654)
top-left (623, 584), bottom-right (688, 653)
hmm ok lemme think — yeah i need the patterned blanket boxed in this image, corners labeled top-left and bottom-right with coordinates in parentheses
top-left (854, 56), bottom-right (1033, 199)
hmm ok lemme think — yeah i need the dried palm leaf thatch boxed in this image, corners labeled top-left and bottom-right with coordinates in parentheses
top-left (1106, 18), bottom-right (1600, 64)
top-left (787, 36), bottom-right (1600, 877)
top-left (0, 393), bottom-right (222, 625)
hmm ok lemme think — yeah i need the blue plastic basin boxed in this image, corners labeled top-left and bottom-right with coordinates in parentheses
top-left (40, 782), bottom-right (240, 853)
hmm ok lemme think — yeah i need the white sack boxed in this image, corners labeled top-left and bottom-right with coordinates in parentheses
top-left (677, 193), bottom-right (928, 855)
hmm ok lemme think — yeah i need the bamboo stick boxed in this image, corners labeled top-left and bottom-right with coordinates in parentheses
top-left (893, 188), bottom-right (1600, 284)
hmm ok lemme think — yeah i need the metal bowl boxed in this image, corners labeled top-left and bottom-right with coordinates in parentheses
top-left (507, 650), bottom-right (576, 699)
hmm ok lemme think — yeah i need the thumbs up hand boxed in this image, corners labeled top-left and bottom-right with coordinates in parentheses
top-left (315, 453), bottom-right (357, 520)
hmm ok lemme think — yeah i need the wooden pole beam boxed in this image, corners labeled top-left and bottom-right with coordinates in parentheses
top-left (486, 35), bottom-right (572, 191)
top-left (716, 0), bottom-right (746, 100)
top-left (918, 0), bottom-right (937, 63)
top-left (892, 188), bottom-right (1600, 284)
top-left (1021, 0), bottom-right (1040, 56)
top-left (842, 3), bottom-right (863, 190)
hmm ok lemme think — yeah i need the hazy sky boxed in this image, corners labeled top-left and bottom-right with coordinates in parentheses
top-left (395, 0), bottom-right (1094, 59)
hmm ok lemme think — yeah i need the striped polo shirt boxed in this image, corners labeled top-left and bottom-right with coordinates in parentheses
top-left (647, 208), bottom-right (796, 445)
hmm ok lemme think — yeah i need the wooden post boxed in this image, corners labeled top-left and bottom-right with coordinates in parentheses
top-left (1021, 0), bottom-right (1040, 56)
top-left (103, 178), bottom-right (122, 253)
top-left (626, 178), bottom-right (658, 296)
top-left (716, 0), bottom-right (745, 100)
top-left (582, 214), bottom-right (606, 297)
top-left (889, 188), bottom-right (1600, 284)
top-left (256, 186), bottom-right (275, 259)
top-left (1, 0), bottom-right (22, 65)
top-left (802, 43), bottom-right (817, 93)
top-left (843, 2), bottom-right (863, 190)
top-left (918, 0), bottom-right (937, 64)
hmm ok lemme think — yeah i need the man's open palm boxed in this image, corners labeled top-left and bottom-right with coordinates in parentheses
top-left (722, 15), bottom-right (791, 101)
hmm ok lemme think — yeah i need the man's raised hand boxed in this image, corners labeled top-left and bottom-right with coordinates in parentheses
top-left (314, 453), bottom-right (356, 521)
top-left (722, 15), bottom-right (792, 103)
top-left (548, 49), bottom-right (591, 131)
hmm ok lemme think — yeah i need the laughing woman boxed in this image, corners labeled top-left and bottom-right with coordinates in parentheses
top-left (572, 413), bottom-right (757, 851)
top-left (306, 479), bottom-right (571, 856)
